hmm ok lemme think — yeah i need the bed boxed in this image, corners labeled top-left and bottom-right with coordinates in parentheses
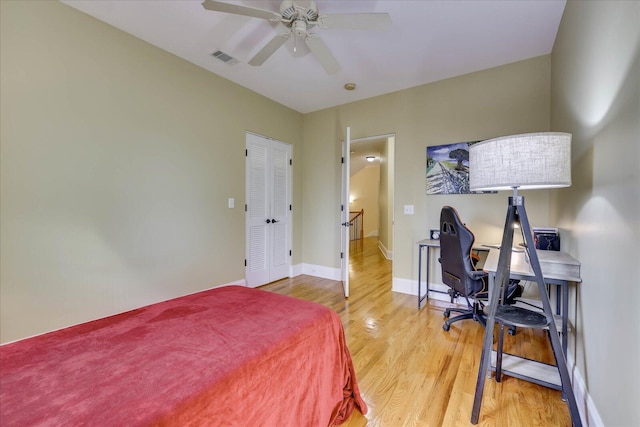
top-left (0, 285), bottom-right (366, 426)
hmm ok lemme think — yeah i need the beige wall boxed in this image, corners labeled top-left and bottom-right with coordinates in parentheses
top-left (551, 1), bottom-right (640, 425)
top-left (0, 1), bottom-right (303, 343)
top-left (378, 136), bottom-right (394, 254)
top-left (302, 56), bottom-right (554, 285)
top-left (349, 165), bottom-right (380, 237)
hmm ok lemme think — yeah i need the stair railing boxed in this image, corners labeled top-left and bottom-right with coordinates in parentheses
top-left (349, 209), bottom-right (364, 243)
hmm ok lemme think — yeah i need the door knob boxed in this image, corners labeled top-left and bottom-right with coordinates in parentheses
top-left (266, 219), bottom-right (271, 224)
top-left (271, 219), bottom-right (279, 223)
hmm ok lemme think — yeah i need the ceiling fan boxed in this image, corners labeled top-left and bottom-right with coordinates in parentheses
top-left (201, 0), bottom-right (391, 74)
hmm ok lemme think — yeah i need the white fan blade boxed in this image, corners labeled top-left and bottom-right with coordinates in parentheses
top-left (305, 34), bottom-right (340, 75)
top-left (319, 13), bottom-right (391, 30)
top-left (249, 33), bottom-right (291, 66)
top-left (201, 0), bottom-right (280, 21)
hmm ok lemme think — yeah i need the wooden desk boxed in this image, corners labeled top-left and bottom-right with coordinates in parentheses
top-left (483, 248), bottom-right (581, 283)
top-left (483, 248), bottom-right (581, 389)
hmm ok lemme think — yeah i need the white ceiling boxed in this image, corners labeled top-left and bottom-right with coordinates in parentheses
top-left (61, 0), bottom-right (566, 114)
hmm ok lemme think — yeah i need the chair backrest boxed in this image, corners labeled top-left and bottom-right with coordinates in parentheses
top-left (439, 206), bottom-right (484, 297)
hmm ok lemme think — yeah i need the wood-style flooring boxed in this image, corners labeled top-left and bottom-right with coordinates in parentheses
top-left (260, 237), bottom-right (571, 426)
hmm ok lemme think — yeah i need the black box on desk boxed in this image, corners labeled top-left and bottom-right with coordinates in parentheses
top-left (533, 227), bottom-right (560, 251)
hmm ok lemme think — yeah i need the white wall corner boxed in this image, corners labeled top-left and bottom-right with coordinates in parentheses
top-left (569, 352), bottom-right (604, 427)
top-left (300, 263), bottom-right (342, 281)
top-left (378, 240), bottom-right (392, 260)
top-left (290, 263), bottom-right (304, 278)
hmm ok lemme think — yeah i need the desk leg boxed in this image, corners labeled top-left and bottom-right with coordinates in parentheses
top-left (551, 282), bottom-right (569, 359)
top-left (418, 245), bottom-right (432, 309)
top-left (426, 248), bottom-right (430, 301)
top-left (418, 246), bottom-right (423, 309)
top-left (487, 272), bottom-right (496, 379)
top-left (562, 283), bottom-right (568, 360)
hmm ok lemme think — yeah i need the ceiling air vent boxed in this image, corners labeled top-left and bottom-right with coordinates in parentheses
top-left (211, 50), bottom-right (239, 65)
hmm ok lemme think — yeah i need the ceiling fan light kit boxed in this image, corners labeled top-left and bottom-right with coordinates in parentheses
top-left (281, 1), bottom-right (317, 22)
top-left (201, 0), bottom-right (391, 74)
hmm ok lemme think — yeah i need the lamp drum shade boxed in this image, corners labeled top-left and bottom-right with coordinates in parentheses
top-left (469, 132), bottom-right (572, 191)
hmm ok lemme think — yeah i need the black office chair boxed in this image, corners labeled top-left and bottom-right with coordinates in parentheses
top-left (439, 206), bottom-right (523, 332)
top-left (439, 206), bottom-right (488, 331)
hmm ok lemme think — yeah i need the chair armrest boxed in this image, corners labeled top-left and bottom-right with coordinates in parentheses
top-left (467, 270), bottom-right (488, 280)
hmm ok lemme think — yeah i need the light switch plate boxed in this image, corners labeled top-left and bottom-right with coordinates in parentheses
top-left (228, 198), bottom-right (234, 209)
top-left (404, 205), bottom-right (414, 215)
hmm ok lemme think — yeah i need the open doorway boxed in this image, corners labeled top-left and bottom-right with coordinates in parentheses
top-left (348, 134), bottom-right (395, 284)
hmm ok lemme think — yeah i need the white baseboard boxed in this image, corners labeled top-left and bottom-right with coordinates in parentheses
top-left (391, 277), bottom-right (451, 303)
top-left (378, 240), bottom-right (393, 260)
top-left (290, 263), bottom-right (304, 278)
top-left (569, 352), bottom-right (604, 427)
top-left (218, 279), bottom-right (246, 287)
top-left (297, 263), bottom-right (342, 281)
top-left (365, 230), bottom-right (379, 237)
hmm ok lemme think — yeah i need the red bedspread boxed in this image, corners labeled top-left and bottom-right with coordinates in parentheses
top-left (0, 286), bottom-right (366, 426)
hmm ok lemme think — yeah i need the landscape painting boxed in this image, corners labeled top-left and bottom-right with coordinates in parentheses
top-left (426, 141), bottom-right (480, 195)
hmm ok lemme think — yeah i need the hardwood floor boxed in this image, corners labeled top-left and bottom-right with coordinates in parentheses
top-left (260, 237), bottom-right (571, 426)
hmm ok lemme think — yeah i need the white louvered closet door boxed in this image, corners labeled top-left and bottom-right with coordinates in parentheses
top-left (245, 133), bottom-right (291, 288)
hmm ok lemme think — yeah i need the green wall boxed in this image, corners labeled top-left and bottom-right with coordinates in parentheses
top-left (0, 0), bottom-right (303, 343)
top-left (550, 1), bottom-right (640, 425)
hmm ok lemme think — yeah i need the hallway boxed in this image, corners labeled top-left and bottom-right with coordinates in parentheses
top-left (348, 236), bottom-right (392, 297)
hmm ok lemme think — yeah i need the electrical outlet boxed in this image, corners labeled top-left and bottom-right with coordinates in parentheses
top-left (404, 205), bottom-right (414, 215)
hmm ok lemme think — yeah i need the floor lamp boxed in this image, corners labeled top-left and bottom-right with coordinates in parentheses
top-left (468, 132), bottom-right (582, 427)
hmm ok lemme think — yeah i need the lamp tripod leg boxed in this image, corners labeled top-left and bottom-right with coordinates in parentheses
top-left (471, 203), bottom-right (516, 424)
top-left (517, 203), bottom-right (582, 427)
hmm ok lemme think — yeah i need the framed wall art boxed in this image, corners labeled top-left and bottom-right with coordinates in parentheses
top-left (426, 141), bottom-right (492, 195)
